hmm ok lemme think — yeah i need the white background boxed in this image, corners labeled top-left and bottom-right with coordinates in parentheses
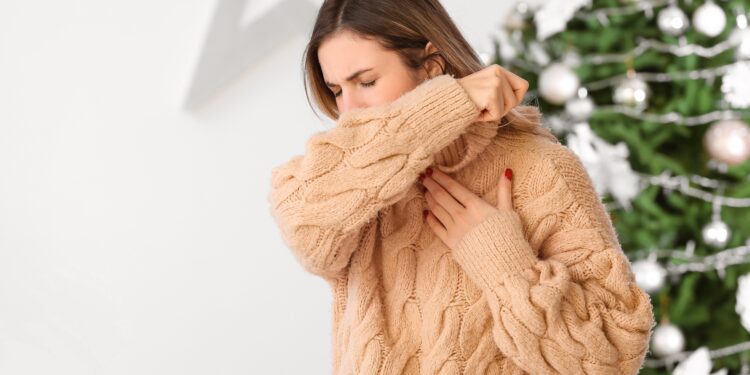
top-left (0, 0), bottom-right (515, 373)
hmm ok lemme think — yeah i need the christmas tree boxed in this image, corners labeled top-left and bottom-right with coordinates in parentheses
top-left (488, 0), bottom-right (750, 373)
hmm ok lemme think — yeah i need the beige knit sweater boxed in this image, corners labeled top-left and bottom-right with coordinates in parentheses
top-left (267, 74), bottom-right (655, 375)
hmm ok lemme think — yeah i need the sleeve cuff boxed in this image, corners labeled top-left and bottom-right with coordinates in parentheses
top-left (450, 209), bottom-right (539, 290)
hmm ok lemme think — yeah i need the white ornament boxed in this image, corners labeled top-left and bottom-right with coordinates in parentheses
top-left (651, 322), bottom-right (685, 357)
top-left (614, 74), bottom-right (651, 111)
top-left (493, 29), bottom-right (518, 62)
top-left (692, 1), bottom-right (727, 37)
top-left (565, 88), bottom-right (595, 120)
top-left (528, 41), bottom-right (551, 66)
top-left (631, 258), bottom-right (667, 293)
top-left (539, 63), bottom-right (580, 105)
top-left (658, 5), bottom-right (690, 36)
top-left (566, 122), bottom-right (642, 209)
top-left (543, 114), bottom-right (569, 134)
top-left (721, 62), bottom-right (750, 108)
top-left (736, 272), bottom-right (750, 333)
top-left (731, 13), bottom-right (750, 60)
top-left (672, 347), bottom-right (730, 375)
top-left (704, 119), bottom-right (750, 166)
top-left (673, 347), bottom-right (711, 375)
top-left (534, 0), bottom-right (592, 41)
top-left (732, 27), bottom-right (750, 59)
top-left (701, 219), bottom-right (731, 248)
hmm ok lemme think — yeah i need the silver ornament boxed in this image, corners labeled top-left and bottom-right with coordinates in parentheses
top-left (565, 88), bottom-right (595, 120)
top-left (651, 322), bottom-right (686, 357)
top-left (692, 0), bottom-right (727, 37)
top-left (539, 63), bottom-right (580, 105)
top-left (613, 73), bottom-right (651, 111)
top-left (704, 119), bottom-right (750, 166)
top-left (702, 219), bottom-right (731, 248)
top-left (658, 5), bottom-right (690, 36)
top-left (631, 258), bottom-right (667, 293)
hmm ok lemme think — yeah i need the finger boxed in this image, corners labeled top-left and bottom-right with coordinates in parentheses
top-left (500, 68), bottom-right (529, 103)
top-left (429, 168), bottom-right (477, 208)
top-left (479, 76), bottom-right (502, 122)
top-left (424, 191), bottom-right (453, 227)
top-left (496, 167), bottom-right (514, 211)
top-left (478, 95), bottom-right (499, 122)
top-left (500, 77), bottom-right (517, 117)
top-left (425, 211), bottom-right (449, 243)
top-left (423, 175), bottom-right (464, 215)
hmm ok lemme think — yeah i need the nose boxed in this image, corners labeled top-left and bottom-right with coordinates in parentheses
top-left (339, 90), bottom-right (365, 113)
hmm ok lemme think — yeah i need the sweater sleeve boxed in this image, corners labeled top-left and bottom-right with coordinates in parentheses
top-left (267, 74), bottom-right (481, 281)
top-left (449, 145), bottom-right (656, 375)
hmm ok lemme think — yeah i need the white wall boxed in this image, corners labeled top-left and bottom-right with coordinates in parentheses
top-left (0, 1), bottom-right (514, 374)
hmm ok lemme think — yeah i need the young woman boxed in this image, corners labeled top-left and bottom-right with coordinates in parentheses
top-left (268, 0), bottom-right (655, 374)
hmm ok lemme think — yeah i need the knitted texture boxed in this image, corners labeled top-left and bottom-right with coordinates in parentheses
top-left (267, 74), bottom-right (656, 374)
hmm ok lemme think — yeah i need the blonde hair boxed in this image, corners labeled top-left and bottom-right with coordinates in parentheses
top-left (301, 0), bottom-right (559, 144)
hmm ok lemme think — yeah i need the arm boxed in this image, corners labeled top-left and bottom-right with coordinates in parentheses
top-left (267, 74), bottom-right (481, 281)
top-left (450, 145), bottom-right (655, 375)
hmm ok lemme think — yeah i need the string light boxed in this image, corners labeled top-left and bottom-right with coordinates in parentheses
top-left (581, 105), bottom-right (749, 126)
top-left (586, 61), bottom-right (744, 90)
top-left (595, 106), bottom-right (749, 126)
top-left (644, 340), bottom-right (750, 368)
top-left (574, 0), bottom-right (670, 21)
top-left (514, 60), bottom-right (748, 98)
top-left (645, 170), bottom-right (750, 208)
top-left (582, 37), bottom-right (741, 64)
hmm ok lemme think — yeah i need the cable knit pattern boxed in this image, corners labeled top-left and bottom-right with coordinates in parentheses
top-left (267, 73), bottom-right (655, 374)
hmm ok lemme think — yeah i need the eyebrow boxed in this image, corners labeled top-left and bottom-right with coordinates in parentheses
top-left (325, 68), bottom-right (374, 87)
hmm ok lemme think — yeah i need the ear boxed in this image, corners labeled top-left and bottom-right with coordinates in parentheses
top-left (423, 41), bottom-right (445, 78)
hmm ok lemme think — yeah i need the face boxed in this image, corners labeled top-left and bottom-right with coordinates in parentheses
top-left (318, 29), bottom-right (440, 115)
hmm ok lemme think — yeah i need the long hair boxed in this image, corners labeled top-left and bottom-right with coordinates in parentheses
top-left (301, 0), bottom-right (558, 143)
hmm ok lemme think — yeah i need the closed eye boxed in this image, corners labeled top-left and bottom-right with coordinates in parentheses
top-left (333, 80), bottom-right (377, 98)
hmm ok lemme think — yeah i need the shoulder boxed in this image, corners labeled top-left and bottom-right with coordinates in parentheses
top-left (496, 130), bottom-right (602, 210)
top-left (533, 136), bottom-right (594, 190)
top-left (507, 131), bottom-right (620, 241)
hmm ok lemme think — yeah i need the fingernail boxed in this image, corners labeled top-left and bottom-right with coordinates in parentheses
top-left (426, 167), bottom-right (433, 176)
top-left (504, 168), bottom-right (513, 180)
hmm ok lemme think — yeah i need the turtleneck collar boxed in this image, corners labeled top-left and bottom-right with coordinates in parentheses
top-left (433, 120), bottom-right (500, 173)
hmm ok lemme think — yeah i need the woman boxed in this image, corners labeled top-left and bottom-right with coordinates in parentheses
top-left (267, 0), bottom-right (655, 374)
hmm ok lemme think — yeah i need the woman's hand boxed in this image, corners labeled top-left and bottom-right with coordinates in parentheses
top-left (419, 166), bottom-right (515, 249)
top-left (457, 64), bottom-right (529, 122)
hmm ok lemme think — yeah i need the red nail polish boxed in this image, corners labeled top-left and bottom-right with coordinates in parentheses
top-left (504, 168), bottom-right (513, 180)
top-left (426, 167), bottom-right (433, 176)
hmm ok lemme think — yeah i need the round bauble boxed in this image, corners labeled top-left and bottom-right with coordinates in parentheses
top-left (658, 6), bottom-right (690, 36)
top-left (692, 1), bottom-right (726, 37)
top-left (704, 119), bottom-right (750, 166)
top-left (539, 63), bottom-right (580, 106)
